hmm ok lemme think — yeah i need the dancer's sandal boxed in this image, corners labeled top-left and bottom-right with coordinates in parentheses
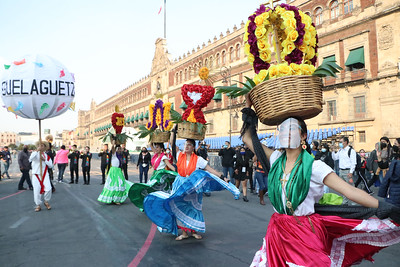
top-left (192, 233), bottom-right (203, 240)
top-left (175, 234), bottom-right (189, 241)
top-left (35, 205), bottom-right (41, 212)
top-left (44, 201), bottom-right (51, 210)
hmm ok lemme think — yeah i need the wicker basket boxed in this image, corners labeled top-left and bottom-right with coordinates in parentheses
top-left (177, 122), bottom-right (206, 140)
top-left (150, 131), bottom-right (170, 143)
top-left (249, 75), bottom-right (323, 126)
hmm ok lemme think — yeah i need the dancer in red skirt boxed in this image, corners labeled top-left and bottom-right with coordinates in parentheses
top-left (241, 96), bottom-right (400, 267)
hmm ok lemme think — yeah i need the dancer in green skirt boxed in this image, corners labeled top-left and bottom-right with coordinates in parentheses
top-left (98, 141), bottom-right (133, 205)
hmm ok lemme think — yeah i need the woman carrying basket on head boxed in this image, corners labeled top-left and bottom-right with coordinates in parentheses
top-left (143, 135), bottom-right (239, 241)
top-left (241, 95), bottom-right (400, 267)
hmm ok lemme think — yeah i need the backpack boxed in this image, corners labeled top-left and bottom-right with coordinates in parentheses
top-left (348, 147), bottom-right (362, 171)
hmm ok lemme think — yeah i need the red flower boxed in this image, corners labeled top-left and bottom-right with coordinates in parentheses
top-left (181, 84), bottom-right (214, 124)
top-left (111, 113), bottom-right (124, 134)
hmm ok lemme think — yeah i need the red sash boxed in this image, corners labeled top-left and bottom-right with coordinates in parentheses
top-left (151, 153), bottom-right (165, 170)
top-left (35, 154), bottom-right (50, 194)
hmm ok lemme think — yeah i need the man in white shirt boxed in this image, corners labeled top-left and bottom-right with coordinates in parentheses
top-left (332, 136), bottom-right (357, 204)
top-left (29, 141), bottom-right (53, 212)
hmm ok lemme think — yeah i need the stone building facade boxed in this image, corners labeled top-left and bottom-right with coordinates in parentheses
top-left (76, 0), bottom-right (400, 152)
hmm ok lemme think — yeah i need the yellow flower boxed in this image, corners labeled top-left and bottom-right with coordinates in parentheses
top-left (187, 109), bottom-right (197, 123)
top-left (287, 30), bottom-right (299, 43)
top-left (275, 6), bottom-right (285, 16)
top-left (260, 51), bottom-right (271, 62)
top-left (290, 63), bottom-right (302, 75)
top-left (156, 109), bottom-right (162, 126)
top-left (199, 67), bottom-right (210, 80)
top-left (244, 32), bottom-right (249, 42)
top-left (255, 26), bottom-right (267, 39)
top-left (116, 117), bottom-right (124, 127)
top-left (282, 41), bottom-right (296, 57)
top-left (299, 43), bottom-right (308, 53)
top-left (277, 63), bottom-right (292, 77)
top-left (305, 46), bottom-right (315, 60)
top-left (247, 53), bottom-right (255, 64)
top-left (300, 64), bottom-right (315, 75)
top-left (268, 65), bottom-right (278, 79)
top-left (299, 11), bottom-right (312, 28)
top-left (255, 14), bottom-right (265, 26)
top-left (165, 121), bottom-right (173, 131)
top-left (163, 102), bottom-right (171, 121)
top-left (283, 18), bottom-right (297, 30)
top-left (257, 38), bottom-right (270, 52)
top-left (244, 43), bottom-right (251, 55)
top-left (253, 69), bottom-right (268, 85)
top-left (281, 11), bottom-right (295, 20)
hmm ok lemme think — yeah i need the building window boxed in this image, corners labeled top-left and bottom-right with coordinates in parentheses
top-left (179, 71), bottom-right (182, 83)
top-left (235, 44), bottom-right (241, 59)
top-left (327, 100), bottom-right (337, 121)
top-left (330, 1), bottom-right (339, 19)
top-left (194, 64), bottom-right (198, 75)
top-left (305, 11), bottom-right (311, 17)
top-left (216, 53), bottom-right (220, 66)
top-left (175, 73), bottom-right (178, 85)
top-left (209, 56), bottom-right (214, 68)
top-left (222, 51), bottom-right (226, 65)
top-left (344, 0), bottom-right (353, 14)
top-left (314, 7), bottom-right (323, 26)
top-left (184, 69), bottom-right (187, 80)
top-left (189, 67), bottom-right (192, 79)
top-left (204, 58), bottom-right (208, 67)
top-left (358, 131), bottom-right (366, 143)
top-left (354, 96), bottom-right (366, 119)
top-left (229, 47), bottom-right (234, 62)
top-left (345, 47), bottom-right (365, 71)
top-left (232, 115), bottom-right (238, 130)
top-left (207, 119), bottom-right (214, 134)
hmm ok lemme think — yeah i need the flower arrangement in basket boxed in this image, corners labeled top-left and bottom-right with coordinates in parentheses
top-left (171, 84), bottom-right (215, 140)
top-left (216, 1), bottom-right (342, 125)
top-left (136, 99), bottom-right (173, 143)
top-left (101, 105), bottom-right (132, 144)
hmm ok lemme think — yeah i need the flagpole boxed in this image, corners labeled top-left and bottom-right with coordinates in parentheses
top-left (164, 0), bottom-right (166, 38)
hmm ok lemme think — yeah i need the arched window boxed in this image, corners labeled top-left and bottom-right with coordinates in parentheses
top-left (314, 7), bottom-right (323, 26)
top-left (216, 53), bottom-right (220, 66)
top-left (235, 44), bottom-right (241, 59)
top-left (205, 58), bottom-right (208, 67)
top-left (229, 47), bottom-right (234, 62)
top-left (344, 0), bottom-right (353, 14)
top-left (189, 66), bottom-right (192, 79)
top-left (198, 61), bottom-right (202, 67)
top-left (179, 71), bottom-right (182, 83)
top-left (209, 56), bottom-right (214, 67)
top-left (175, 73), bottom-right (178, 85)
top-left (222, 50), bottom-right (226, 65)
top-left (330, 1), bottom-right (339, 19)
top-left (305, 11), bottom-right (311, 17)
top-left (184, 69), bottom-right (188, 80)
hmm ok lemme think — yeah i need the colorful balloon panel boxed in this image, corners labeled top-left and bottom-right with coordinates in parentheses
top-left (0, 54), bottom-right (75, 120)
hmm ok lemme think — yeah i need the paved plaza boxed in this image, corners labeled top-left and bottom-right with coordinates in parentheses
top-left (0, 158), bottom-right (399, 267)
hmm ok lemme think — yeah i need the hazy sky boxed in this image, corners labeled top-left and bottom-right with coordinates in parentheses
top-left (0, 0), bottom-right (268, 134)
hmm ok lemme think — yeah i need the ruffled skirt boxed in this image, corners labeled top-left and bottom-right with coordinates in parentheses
top-left (143, 170), bottom-right (240, 236)
top-left (97, 166), bottom-right (133, 203)
top-left (251, 213), bottom-right (400, 267)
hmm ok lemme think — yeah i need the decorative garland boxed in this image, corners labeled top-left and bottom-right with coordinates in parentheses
top-left (244, 3), bottom-right (319, 80)
top-left (146, 99), bottom-right (173, 131)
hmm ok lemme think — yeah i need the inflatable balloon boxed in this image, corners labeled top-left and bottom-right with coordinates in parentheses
top-left (1, 54), bottom-right (75, 120)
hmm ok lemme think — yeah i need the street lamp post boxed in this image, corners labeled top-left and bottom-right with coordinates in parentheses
top-left (220, 66), bottom-right (232, 144)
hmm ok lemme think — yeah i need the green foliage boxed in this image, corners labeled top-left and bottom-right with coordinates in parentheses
top-left (170, 109), bottom-right (183, 124)
top-left (312, 61), bottom-right (343, 78)
top-left (215, 74), bottom-right (269, 98)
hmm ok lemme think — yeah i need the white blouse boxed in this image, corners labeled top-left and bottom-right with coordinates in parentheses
top-left (270, 150), bottom-right (334, 216)
top-left (177, 151), bottom-right (208, 170)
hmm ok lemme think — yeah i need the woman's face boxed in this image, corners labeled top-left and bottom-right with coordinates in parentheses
top-left (154, 145), bottom-right (161, 154)
top-left (184, 141), bottom-right (195, 154)
top-left (278, 118), bottom-right (302, 149)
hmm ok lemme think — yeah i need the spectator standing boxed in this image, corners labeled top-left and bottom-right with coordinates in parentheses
top-left (80, 146), bottom-right (92, 185)
top-left (54, 145), bottom-right (69, 183)
top-left (310, 141), bottom-right (319, 157)
top-left (315, 143), bottom-right (334, 169)
top-left (253, 155), bottom-right (268, 205)
top-left (197, 141), bottom-right (210, 161)
top-left (98, 144), bottom-right (111, 185)
top-left (46, 143), bottom-right (56, 193)
top-left (2, 146), bottom-right (12, 179)
top-left (120, 143), bottom-right (130, 180)
top-left (367, 142), bottom-right (380, 188)
top-left (332, 136), bottom-right (357, 204)
top-left (0, 148), bottom-right (3, 181)
top-left (68, 145), bottom-right (80, 184)
top-left (379, 138), bottom-right (400, 207)
top-left (377, 137), bottom-right (392, 183)
top-left (17, 145), bottom-right (33, 190)
top-left (136, 147), bottom-right (151, 183)
top-left (354, 149), bottom-right (372, 194)
top-left (218, 141), bottom-right (236, 184)
top-left (234, 147), bottom-right (251, 202)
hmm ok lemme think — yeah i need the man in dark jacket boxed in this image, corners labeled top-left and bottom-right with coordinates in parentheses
top-left (17, 145), bottom-right (33, 190)
top-left (120, 143), bottom-right (130, 180)
top-left (218, 141), bottom-right (236, 184)
top-left (98, 144), bottom-right (111, 185)
top-left (68, 145), bottom-right (80, 184)
top-left (80, 146), bottom-right (92, 185)
top-left (378, 140), bottom-right (400, 207)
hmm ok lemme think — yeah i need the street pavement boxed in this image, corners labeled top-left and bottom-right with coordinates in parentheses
top-left (0, 158), bottom-right (399, 267)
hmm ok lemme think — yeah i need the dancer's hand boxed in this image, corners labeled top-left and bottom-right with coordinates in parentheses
top-left (245, 93), bottom-right (253, 108)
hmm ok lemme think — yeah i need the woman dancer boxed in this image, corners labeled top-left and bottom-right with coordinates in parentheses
top-left (241, 96), bottom-right (400, 266)
top-left (98, 141), bottom-right (132, 205)
top-left (143, 138), bottom-right (239, 241)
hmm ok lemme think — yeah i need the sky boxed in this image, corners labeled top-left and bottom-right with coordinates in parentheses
top-left (0, 0), bottom-right (272, 134)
